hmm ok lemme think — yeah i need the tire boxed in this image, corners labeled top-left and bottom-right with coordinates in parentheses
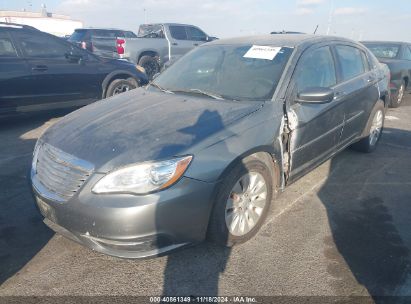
top-left (351, 100), bottom-right (385, 153)
top-left (105, 78), bottom-right (137, 98)
top-left (207, 153), bottom-right (276, 247)
top-left (138, 55), bottom-right (159, 80)
top-left (390, 80), bottom-right (405, 108)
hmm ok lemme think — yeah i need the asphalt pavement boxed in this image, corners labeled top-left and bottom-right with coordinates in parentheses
top-left (0, 95), bottom-right (411, 303)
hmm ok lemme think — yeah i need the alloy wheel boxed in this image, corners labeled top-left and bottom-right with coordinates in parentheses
top-left (225, 172), bottom-right (268, 237)
top-left (369, 109), bottom-right (383, 146)
top-left (112, 84), bottom-right (131, 95)
top-left (397, 84), bottom-right (405, 104)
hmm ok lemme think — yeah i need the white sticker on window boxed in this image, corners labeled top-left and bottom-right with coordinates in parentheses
top-left (243, 45), bottom-right (282, 60)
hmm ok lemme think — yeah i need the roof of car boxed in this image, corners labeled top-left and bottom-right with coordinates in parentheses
top-left (0, 22), bottom-right (37, 30)
top-left (75, 28), bottom-right (130, 32)
top-left (140, 23), bottom-right (199, 27)
top-left (361, 41), bottom-right (407, 45)
top-left (208, 34), bottom-right (355, 47)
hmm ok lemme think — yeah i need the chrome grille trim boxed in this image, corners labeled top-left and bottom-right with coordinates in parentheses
top-left (32, 142), bottom-right (94, 202)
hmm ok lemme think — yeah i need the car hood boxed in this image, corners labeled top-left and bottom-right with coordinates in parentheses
top-left (41, 88), bottom-right (264, 172)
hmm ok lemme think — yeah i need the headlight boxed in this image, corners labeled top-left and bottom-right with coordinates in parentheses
top-left (136, 65), bottom-right (146, 74)
top-left (31, 140), bottom-right (41, 174)
top-left (92, 156), bottom-right (192, 195)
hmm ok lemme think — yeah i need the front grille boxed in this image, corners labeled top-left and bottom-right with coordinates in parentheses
top-left (33, 143), bottom-right (94, 202)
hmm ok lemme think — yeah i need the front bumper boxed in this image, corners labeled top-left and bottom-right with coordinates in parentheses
top-left (32, 174), bottom-right (216, 259)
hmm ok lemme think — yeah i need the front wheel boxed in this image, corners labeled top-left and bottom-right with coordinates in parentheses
top-left (207, 154), bottom-right (276, 247)
top-left (351, 100), bottom-right (385, 153)
top-left (106, 78), bottom-right (138, 97)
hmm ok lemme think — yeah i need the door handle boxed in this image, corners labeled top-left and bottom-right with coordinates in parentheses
top-left (32, 65), bottom-right (48, 72)
top-left (172, 43), bottom-right (178, 46)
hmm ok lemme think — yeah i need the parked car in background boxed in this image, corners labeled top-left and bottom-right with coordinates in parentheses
top-left (119, 23), bottom-right (217, 79)
top-left (362, 41), bottom-right (411, 107)
top-left (68, 28), bottom-right (138, 59)
top-left (271, 31), bottom-right (305, 34)
top-left (0, 23), bottom-right (148, 117)
top-left (31, 34), bottom-right (389, 258)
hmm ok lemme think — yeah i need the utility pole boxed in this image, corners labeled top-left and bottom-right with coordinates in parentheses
top-left (326, 0), bottom-right (334, 35)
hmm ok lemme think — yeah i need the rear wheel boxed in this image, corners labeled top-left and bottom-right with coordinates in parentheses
top-left (138, 55), bottom-right (159, 80)
top-left (106, 78), bottom-right (137, 97)
top-left (390, 80), bottom-right (405, 108)
top-left (207, 154), bottom-right (276, 246)
top-left (351, 100), bottom-right (384, 153)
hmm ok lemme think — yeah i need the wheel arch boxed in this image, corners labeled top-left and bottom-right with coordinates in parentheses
top-left (137, 50), bottom-right (160, 63)
top-left (215, 145), bottom-right (283, 195)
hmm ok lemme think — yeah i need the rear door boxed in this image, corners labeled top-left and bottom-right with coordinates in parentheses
top-left (11, 29), bottom-right (102, 109)
top-left (333, 44), bottom-right (379, 145)
top-left (167, 25), bottom-right (194, 60)
top-left (0, 29), bottom-right (33, 114)
top-left (287, 44), bottom-right (344, 181)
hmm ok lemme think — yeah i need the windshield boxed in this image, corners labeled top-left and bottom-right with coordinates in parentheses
top-left (138, 24), bottom-right (164, 38)
top-left (153, 44), bottom-right (293, 101)
top-left (363, 43), bottom-right (400, 59)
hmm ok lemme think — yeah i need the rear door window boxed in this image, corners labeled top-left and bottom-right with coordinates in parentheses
top-left (123, 31), bottom-right (137, 38)
top-left (295, 46), bottom-right (337, 92)
top-left (335, 45), bottom-right (365, 81)
top-left (68, 29), bottom-right (88, 42)
top-left (14, 31), bottom-right (71, 59)
top-left (361, 51), bottom-right (370, 71)
top-left (187, 27), bottom-right (207, 41)
top-left (403, 46), bottom-right (411, 61)
top-left (169, 26), bottom-right (188, 40)
top-left (0, 31), bottom-right (18, 57)
top-left (92, 30), bottom-right (118, 37)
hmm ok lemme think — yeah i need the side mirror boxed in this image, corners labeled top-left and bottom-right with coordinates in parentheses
top-left (65, 52), bottom-right (83, 63)
top-left (205, 36), bottom-right (218, 42)
top-left (296, 87), bottom-right (334, 104)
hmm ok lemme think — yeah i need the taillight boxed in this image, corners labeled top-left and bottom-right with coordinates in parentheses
top-left (116, 38), bottom-right (125, 55)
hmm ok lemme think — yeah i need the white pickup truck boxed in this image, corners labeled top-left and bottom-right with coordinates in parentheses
top-left (118, 23), bottom-right (217, 79)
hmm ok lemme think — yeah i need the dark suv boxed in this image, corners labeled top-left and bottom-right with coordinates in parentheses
top-left (362, 41), bottom-right (411, 107)
top-left (0, 23), bottom-right (148, 117)
top-left (68, 28), bottom-right (137, 59)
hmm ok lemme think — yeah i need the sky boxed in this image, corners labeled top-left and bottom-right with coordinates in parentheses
top-left (1, 0), bottom-right (410, 41)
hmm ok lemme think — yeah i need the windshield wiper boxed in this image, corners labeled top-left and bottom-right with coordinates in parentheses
top-left (172, 88), bottom-right (224, 100)
top-left (149, 82), bottom-right (174, 94)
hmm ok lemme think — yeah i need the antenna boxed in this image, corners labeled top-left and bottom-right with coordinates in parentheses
top-left (313, 25), bottom-right (319, 34)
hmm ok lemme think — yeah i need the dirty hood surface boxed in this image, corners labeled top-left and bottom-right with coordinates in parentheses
top-left (41, 88), bottom-right (264, 172)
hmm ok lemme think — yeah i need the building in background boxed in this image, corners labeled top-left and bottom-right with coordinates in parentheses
top-left (0, 5), bottom-right (83, 37)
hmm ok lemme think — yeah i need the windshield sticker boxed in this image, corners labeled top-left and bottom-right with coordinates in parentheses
top-left (243, 45), bottom-right (282, 60)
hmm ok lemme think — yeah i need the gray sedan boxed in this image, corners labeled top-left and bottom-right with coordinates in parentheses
top-left (31, 34), bottom-right (390, 258)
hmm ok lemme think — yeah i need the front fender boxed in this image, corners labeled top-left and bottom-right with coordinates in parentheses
top-left (184, 102), bottom-right (285, 185)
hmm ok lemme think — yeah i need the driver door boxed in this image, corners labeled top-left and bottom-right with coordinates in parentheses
top-left (10, 29), bottom-right (101, 110)
top-left (286, 44), bottom-right (345, 181)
